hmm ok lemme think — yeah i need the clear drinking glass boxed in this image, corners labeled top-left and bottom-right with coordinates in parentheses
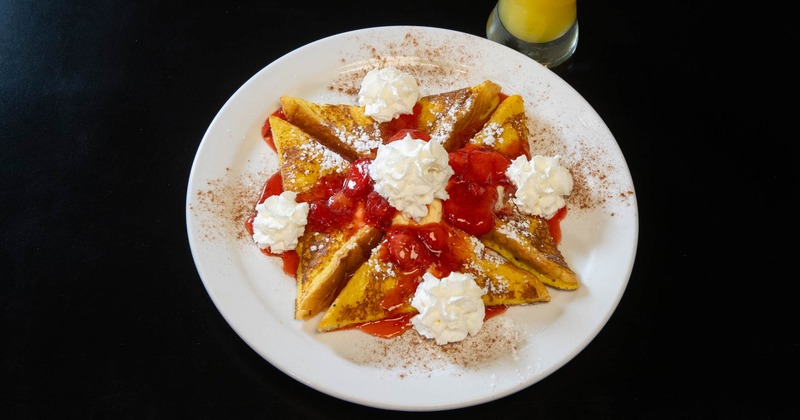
top-left (486, 0), bottom-right (578, 68)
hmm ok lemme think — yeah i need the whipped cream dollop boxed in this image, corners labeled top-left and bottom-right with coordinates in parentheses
top-left (410, 272), bottom-right (487, 345)
top-left (506, 154), bottom-right (573, 219)
top-left (358, 66), bottom-right (419, 123)
top-left (369, 135), bottom-right (454, 220)
top-left (251, 191), bottom-right (309, 253)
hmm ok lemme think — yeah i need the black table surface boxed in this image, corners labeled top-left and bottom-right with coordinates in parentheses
top-left (3, 1), bottom-right (795, 418)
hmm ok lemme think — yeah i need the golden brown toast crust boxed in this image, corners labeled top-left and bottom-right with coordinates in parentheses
top-left (317, 243), bottom-right (413, 332)
top-left (280, 96), bottom-right (384, 162)
top-left (482, 211), bottom-right (579, 290)
top-left (451, 227), bottom-right (551, 306)
top-left (294, 225), bottom-right (382, 320)
top-left (270, 116), bottom-right (348, 194)
top-left (469, 94), bottom-right (530, 159)
top-left (417, 80), bottom-right (502, 151)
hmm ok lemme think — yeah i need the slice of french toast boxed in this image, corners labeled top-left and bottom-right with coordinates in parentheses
top-left (417, 80), bottom-right (503, 152)
top-left (269, 115), bottom-right (384, 319)
top-left (270, 116), bottom-right (348, 192)
top-left (279, 96), bottom-right (384, 162)
top-left (481, 210), bottom-right (579, 290)
top-left (468, 94), bottom-right (530, 159)
top-left (449, 226), bottom-right (551, 306)
top-left (315, 241), bottom-right (413, 332)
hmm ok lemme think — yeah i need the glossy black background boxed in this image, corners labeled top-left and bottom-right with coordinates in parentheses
top-left (2, 1), bottom-right (794, 418)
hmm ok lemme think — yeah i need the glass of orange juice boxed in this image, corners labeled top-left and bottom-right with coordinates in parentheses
top-left (486, 0), bottom-right (578, 68)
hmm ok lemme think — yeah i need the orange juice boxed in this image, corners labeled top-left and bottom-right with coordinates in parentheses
top-left (498, 0), bottom-right (577, 43)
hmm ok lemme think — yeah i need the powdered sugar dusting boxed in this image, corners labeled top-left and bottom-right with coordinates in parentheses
top-left (320, 147), bottom-right (348, 173)
top-left (481, 122), bottom-right (504, 146)
top-left (332, 124), bottom-right (383, 155)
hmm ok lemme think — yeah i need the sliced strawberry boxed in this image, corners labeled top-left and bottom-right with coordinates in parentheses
top-left (385, 226), bottom-right (434, 271)
top-left (415, 223), bottom-right (450, 255)
top-left (342, 158), bottom-right (374, 199)
top-left (364, 191), bottom-right (394, 228)
top-left (443, 181), bottom-right (497, 237)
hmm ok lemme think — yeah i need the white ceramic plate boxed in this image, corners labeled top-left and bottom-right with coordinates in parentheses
top-left (186, 26), bottom-right (638, 411)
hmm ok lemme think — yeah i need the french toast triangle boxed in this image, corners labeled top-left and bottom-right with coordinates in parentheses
top-left (449, 226), bottom-right (551, 306)
top-left (468, 93), bottom-right (530, 159)
top-left (269, 116), bottom-right (348, 192)
top-left (316, 200), bottom-right (550, 333)
top-left (315, 241), bottom-right (411, 332)
top-left (481, 211), bottom-right (579, 290)
top-left (417, 80), bottom-right (503, 152)
top-left (279, 96), bottom-right (384, 162)
top-left (269, 115), bottom-right (383, 320)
